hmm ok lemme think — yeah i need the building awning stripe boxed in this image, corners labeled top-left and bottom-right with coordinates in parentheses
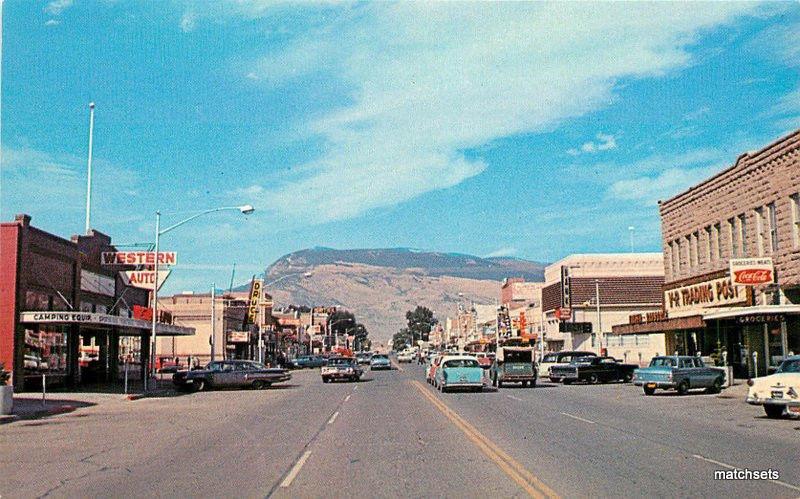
top-left (19, 311), bottom-right (195, 336)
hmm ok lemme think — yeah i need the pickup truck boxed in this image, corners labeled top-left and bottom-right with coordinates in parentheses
top-left (633, 355), bottom-right (725, 395)
top-left (550, 356), bottom-right (637, 384)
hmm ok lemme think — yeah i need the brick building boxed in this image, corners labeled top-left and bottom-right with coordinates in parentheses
top-left (1, 214), bottom-right (192, 391)
top-left (614, 129), bottom-right (800, 377)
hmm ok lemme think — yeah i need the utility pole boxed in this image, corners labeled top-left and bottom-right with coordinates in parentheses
top-left (595, 279), bottom-right (602, 355)
top-left (210, 283), bottom-right (216, 361)
top-left (84, 102), bottom-right (95, 234)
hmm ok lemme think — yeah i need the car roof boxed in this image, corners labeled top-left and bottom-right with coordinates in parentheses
top-left (441, 355), bottom-right (480, 362)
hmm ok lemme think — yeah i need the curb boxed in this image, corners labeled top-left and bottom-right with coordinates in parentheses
top-left (125, 394), bottom-right (145, 401)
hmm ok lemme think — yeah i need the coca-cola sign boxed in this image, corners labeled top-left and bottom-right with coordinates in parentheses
top-left (729, 258), bottom-right (775, 285)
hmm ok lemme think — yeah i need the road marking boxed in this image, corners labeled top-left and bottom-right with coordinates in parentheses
top-left (692, 454), bottom-right (800, 493)
top-left (392, 360), bottom-right (404, 371)
top-left (328, 411), bottom-right (339, 425)
top-left (411, 380), bottom-right (558, 499)
top-left (279, 450), bottom-right (311, 488)
top-left (560, 412), bottom-right (595, 425)
top-left (507, 395), bottom-right (523, 402)
top-left (344, 394), bottom-right (351, 402)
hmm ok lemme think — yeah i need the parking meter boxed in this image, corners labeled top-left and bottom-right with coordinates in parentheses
top-left (752, 351), bottom-right (758, 378)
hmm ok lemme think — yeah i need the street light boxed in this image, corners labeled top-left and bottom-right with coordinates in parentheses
top-left (147, 204), bottom-right (254, 390)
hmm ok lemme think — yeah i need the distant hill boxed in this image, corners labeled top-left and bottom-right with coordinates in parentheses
top-left (236, 248), bottom-right (547, 346)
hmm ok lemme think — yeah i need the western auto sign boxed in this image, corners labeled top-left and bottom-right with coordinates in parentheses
top-left (729, 258), bottom-right (775, 285)
top-left (120, 270), bottom-right (171, 290)
top-left (101, 251), bottom-right (177, 266)
top-left (555, 307), bottom-right (571, 321)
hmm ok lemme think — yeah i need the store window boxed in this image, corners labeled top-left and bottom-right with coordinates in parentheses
top-left (768, 202), bottom-right (778, 252)
top-left (23, 326), bottom-right (69, 377)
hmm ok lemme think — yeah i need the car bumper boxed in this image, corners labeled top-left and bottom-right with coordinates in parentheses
top-left (746, 396), bottom-right (800, 407)
top-left (633, 380), bottom-right (676, 389)
top-left (442, 382), bottom-right (484, 388)
top-left (500, 375), bottom-right (537, 381)
top-left (371, 364), bottom-right (391, 369)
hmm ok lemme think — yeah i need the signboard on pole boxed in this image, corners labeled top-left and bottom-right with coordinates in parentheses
top-left (555, 307), bottom-right (572, 321)
top-left (245, 278), bottom-right (263, 325)
top-left (120, 270), bottom-right (171, 290)
top-left (729, 258), bottom-right (775, 285)
top-left (101, 251), bottom-right (177, 266)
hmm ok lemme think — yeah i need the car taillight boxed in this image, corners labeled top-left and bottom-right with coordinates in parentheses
top-left (747, 378), bottom-right (754, 386)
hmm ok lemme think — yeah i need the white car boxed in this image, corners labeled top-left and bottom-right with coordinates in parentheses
top-left (397, 351), bottom-right (414, 363)
top-left (746, 355), bottom-right (800, 418)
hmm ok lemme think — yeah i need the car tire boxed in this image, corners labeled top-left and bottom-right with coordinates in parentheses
top-left (491, 375), bottom-right (497, 388)
top-left (521, 381), bottom-right (528, 388)
top-left (562, 379), bottom-right (572, 385)
top-left (252, 380), bottom-right (266, 390)
top-left (530, 378), bottom-right (536, 388)
top-left (677, 381), bottom-right (689, 395)
top-left (764, 404), bottom-right (785, 418)
top-left (623, 373), bottom-right (633, 383)
top-left (323, 377), bottom-right (330, 383)
top-left (497, 380), bottom-right (503, 388)
top-left (550, 377), bottom-right (561, 383)
top-left (588, 374), bottom-right (599, 384)
top-left (193, 379), bottom-right (206, 392)
top-left (706, 378), bottom-right (722, 394)
top-left (643, 386), bottom-right (656, 396)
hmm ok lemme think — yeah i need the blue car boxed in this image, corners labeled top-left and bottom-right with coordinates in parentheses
top-left (370, 354), bottom-right (391, 370)
top-left (435, 356), bottom-right (484, 393)
top-left (633, 355), bottom-right (725, 395)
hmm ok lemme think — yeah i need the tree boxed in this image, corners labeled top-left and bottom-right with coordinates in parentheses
top-left (328, 310), bottom-right (356, 337)
top-left (392, 328), bottom-right (412, 351)
top-left (405, 306), bottom-right (437, 345)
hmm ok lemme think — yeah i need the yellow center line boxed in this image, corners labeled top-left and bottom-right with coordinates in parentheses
top-left (410, 380), bottom-right (559, 499)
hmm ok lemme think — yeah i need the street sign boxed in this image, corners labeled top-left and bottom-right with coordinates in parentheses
top-left (559, 321), bottom-right (592, 334)
top-left (555, 307), bottom-right (572, 321)
top-left (120, 270), bottom-right (171, 290)
top-left (102, 251), bottom-right (177, 266)
top-left (730, 258), bottom-right (775, 285)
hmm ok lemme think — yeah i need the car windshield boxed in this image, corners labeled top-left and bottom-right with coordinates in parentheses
top-left (503, 350), bottom-right (532, 363)
top-left (443, 359), bottom-right (479, 368)
top-left (328, 359), bottom-right (354, 366)
top-left (777, 359), bottom-right (800, 373)
top-left (573, 357), bottom-right (594, 364)
top-left (542, 354), bottom-right (559, 363)
top-left (372, 355), bottom-right (388, 360)
top-left (650, 358), bottom-right (677, 367)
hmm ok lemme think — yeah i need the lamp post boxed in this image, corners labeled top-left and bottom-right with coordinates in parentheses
top-left (595, 279), bottom-right (603, 355)
top-left (146, 204), bottom-right (254, 391)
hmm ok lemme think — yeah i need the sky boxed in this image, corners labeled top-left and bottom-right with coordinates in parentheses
top-left (2, 1), bottom-right (800, 294)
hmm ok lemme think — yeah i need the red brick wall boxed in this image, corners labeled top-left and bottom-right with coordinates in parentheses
top-left (0, 224), bottom-right (20, 381)
top-left (660, 130), bottom-right (800, 289)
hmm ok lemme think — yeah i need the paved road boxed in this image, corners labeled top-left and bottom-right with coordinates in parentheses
top-left (1, 364), bottom-right (798, 498)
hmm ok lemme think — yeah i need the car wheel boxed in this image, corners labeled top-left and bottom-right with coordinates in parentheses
top-left (643, 386), bottom-right (656, 396)
top-left (491, 375), bottom-right (497, 387)
top-left (677, 381), bottom-right (689, 395)
top-left (521, 381), bottom-right (528, 388)
top-left (323, 377), bottom-right (330, 383)
top-left (497, 380), bottom-right (503, 388)
top-left (706, 378), bottom-right (722, 394)
top-left (588, 374), bottom-right (599, 384)
top-left (549, 377), bottom-right (560, 383)
top-left (252, 380), bottom-right (266, 390)
top-left (764, 405), bottom-right (785, 418)
top-left (193, 379), bottom-right (206, 392)
top-left (530, 378), bottom-right (537, 388)
top-left (623, 373), bottom-right (633, 383)
top-left (562, 379), bottom-right (572, 385)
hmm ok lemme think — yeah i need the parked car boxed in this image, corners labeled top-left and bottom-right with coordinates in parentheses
top-left (321, 357), bottom-right (363, 383)
top-left (370, 354), bottom-right (391, 370)
top-left (356, 352), bottom-right (373, 365)
top-left (173, 360), bottom-right (291, 392)
top-left (550, 356), bottom-right (637, 384)
top-left (396, 351), bottom-right (414, 363)
top-left (633, 356), bottom-right (725, 395)
top-left (490, 347), bottom-right (537, 388)
top-left (435, 356), bottom-right (484, 393)
top-left (540, 351), bottom-right (597, 381)
top-left (291, 355), bottom-right (327, 369)
top-left (746, 355), bottom-right (800, 418)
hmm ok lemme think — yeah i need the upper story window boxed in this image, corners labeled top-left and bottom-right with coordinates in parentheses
top-left (727, 218), bottom-right (736, 258)
top-left (755, 207), bottom-right (765, 256)
top-left (713, 223), bottom-right (722, 262)
top-left (737, 214), bottom-right (747, 257)
top-left (704, 226), bottom-right (713, 263)
top-left (672, 240), bottom-right (681, 275)
top-left (768, 202), bottom-right (779, 252)
top-left (690, 231), bottom-right (699, 268)
top-left (791, 193), bottom-right (800, 249)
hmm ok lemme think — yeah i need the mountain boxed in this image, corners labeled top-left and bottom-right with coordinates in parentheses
top-left (238, 248), bottom-right (547, 346)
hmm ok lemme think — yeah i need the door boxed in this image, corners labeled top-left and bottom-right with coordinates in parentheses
top-left (213, 362), bottom-right (239, 387)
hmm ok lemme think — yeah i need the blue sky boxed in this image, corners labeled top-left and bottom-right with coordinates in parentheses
top-left (2, 1), bottom-right (800, 294)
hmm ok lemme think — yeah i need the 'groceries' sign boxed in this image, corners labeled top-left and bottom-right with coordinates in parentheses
top-left (729, 258), bottom-right (775, 285)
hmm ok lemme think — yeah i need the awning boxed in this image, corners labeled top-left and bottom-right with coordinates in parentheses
top-left (612, 315), bottom-right (705, 335)
top-left (19, 311), bottom-right (195, 336)
top-left (703, 304), bottom-right (800, 321)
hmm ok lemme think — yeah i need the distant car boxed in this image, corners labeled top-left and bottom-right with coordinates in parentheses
top-left (541, 351), bottom-right (597, 382)
top-left (435, 356), bottom-right (484, 393)
top-left (370, 354), bottom-right (391, 370)
top-left (550, 356), bottom-right (638, 384)
top-left (356, 352), bottom-right (373, 365)
top-left (173, 360), bottom-right (291, 392)
top-left (746, 355), bottom-right (800, 418)
top-left (474, 352), bottom-right (492, 369)
top-left (322, 357), bottom-right (363, 383)
top-left (396, 351), bottom-right (414, 363)
top-left (633, 356), bottom-right (725, 395)
top-left (291, 355), bottom-right (327, 369)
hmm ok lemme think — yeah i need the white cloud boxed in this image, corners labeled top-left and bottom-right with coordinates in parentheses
top-left (236, 3), bottom-right (764, 223)
top-left (45, 19), bottom-right (61, 26)
top-left (180, 12), bottom-right (197, 33)
top-left (44, 0), bottom-right (73, 16)
top-left (571, 132), bottom-right (617, 155)
top-left (485, 247), bottom-right (517, 258)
